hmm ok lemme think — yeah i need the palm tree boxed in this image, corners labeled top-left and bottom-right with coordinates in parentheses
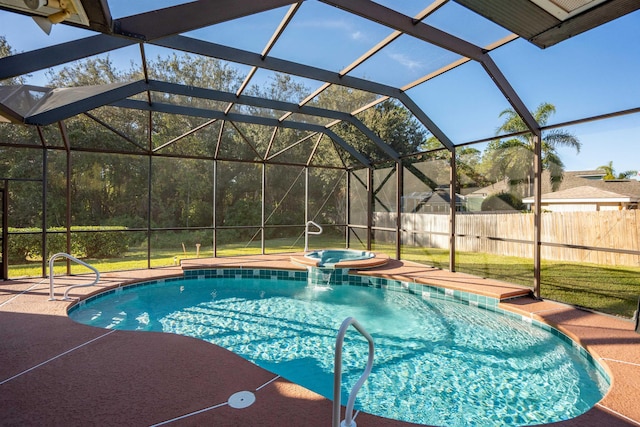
top-left (597, 161), bottom-right (637, 180)
top-left (484, 103), bottom-right (581, 197)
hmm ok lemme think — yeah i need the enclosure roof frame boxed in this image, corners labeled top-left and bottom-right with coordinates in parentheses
top-left (0, 0), bottom-right (638, 163)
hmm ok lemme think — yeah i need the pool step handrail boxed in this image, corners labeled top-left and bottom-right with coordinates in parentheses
top-left (304, 220), bottom-right (323, 252)
top-left (48, 252), bottom-right (100, 301)
top-left (333, 317), bottom-right (375, 427)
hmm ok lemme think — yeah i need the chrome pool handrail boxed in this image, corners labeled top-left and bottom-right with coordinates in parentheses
top-left (333, 317), bottom-right (375, 427)
top-left (304, 220), bottom-right (323, 252)
top-left (48, 252), bottom-right (100, 301)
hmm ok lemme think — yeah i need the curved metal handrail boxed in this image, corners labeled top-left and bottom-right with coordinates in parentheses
top-left (304, 220), bottom-right (323, 252)
top-left (48, 252), bottom-right (100, 301)
top-left (333, 317), bottom-right (375, 427)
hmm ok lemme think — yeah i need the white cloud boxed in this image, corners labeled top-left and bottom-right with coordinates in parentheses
top-left (351, 30), bottom-right (364, 40)
top-left (387, 52), bottom-right (423, 71)
top-left (295, 19), bottom-right (368, 42)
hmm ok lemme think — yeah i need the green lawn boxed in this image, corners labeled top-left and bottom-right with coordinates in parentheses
top-left (401, 246), bottom-right (640, 319)
top-left (9, 237), bottom-right (639, 319)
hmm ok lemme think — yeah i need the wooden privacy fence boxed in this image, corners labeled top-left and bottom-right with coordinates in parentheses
top-left (374, 210), bottom-right (640, 266)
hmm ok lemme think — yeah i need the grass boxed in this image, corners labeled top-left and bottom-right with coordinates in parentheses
top-left (401, 246), bottom-right (640, 318)
top-left (8, 235), bottom-right (346, 277)
top-left (9, 237), bottom-right (639, 318)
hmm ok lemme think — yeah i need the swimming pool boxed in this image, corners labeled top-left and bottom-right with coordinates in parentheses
top-left (69, 269), bottom-right (608, 426)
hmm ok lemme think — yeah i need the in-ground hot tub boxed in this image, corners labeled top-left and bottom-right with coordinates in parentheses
top-left (290, 249), bottom-right (389, 269)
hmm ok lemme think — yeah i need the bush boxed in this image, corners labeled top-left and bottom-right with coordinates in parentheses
top-left (77, 228), bottom-right (131, 258)
top-left (7, 229), bottom-right (41, 262)
top-left (481, 193), bottom-right (524, 211)
top-left (7, 226), bottom-right (130, 261)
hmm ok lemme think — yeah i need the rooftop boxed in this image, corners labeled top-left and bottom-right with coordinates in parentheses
top-left (523, 185), bottom-right (640, 203)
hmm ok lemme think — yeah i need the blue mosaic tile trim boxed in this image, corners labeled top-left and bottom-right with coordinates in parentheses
top-left (67, 279), bottom-right (162, 314)
top-left (183, 268), bottom-right (306, 281)
top-left (346, 274), bottom-right (500, 308)
top-left (526, 316), bottom-right (611, 383)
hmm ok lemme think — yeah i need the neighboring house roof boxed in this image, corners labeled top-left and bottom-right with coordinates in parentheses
top-left (403, 190), bottom-right (464, 204)
top-left (522, 186), bottom-right (639, 204)
top-left (471, 170), bottom-right (640, 199)
top-left (402, 190), bottom-right (464, 212)
top-left (427, 190), bottom-right (464, 204)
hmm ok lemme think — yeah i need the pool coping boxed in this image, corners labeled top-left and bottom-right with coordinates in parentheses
top-left (1, 253), bottom-right (639, 426)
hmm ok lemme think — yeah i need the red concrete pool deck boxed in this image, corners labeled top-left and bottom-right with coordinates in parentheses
top-left (1, 254), bottom-right (639, 426)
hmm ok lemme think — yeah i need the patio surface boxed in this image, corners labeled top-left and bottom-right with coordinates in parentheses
top-left (1, 254), bottom-right (639, 426)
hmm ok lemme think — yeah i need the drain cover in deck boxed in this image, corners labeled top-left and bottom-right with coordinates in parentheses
top-left (228, 391), bottom-right (255, 409)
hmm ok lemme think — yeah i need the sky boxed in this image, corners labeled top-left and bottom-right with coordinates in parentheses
top-left (1, 0), bottom-right (639, 176)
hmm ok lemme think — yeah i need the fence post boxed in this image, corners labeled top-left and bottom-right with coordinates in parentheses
top-left (635, 296), bottom-right (639, 334)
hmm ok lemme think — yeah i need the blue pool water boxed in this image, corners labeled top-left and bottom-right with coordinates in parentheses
top-left (69, 273), bottom-right (608, 426)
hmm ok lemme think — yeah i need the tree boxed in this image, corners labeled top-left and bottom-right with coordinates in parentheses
top-left (357, 99), bottom-right (426, 158)
top-left (1, 37), bottom-right (431, 242)
top-left (47, 56), bottom-right (126, 87)
top-left (597, 161), bottom-right (636, 180)
top-left (0, 36), bottom-right (25, 85)
top-left (481, 192), bottom-right (523, 211)
top-left (412, 137), bottom-right (491, 193)
top-left (484, 103), bottom-right (581, 197)
top-left (311, 87), bottom-right (427, 164)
